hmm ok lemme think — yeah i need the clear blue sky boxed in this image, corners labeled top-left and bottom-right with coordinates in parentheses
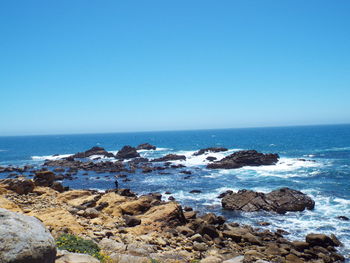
top-left (1, 1), bottom-right (349, 135)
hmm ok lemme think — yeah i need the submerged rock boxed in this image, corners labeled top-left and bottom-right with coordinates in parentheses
top-left (151, 154), bottom-right (186, 162)
top-left (0, 208), bottom-right (56, 263)
top-left (116, 146), bottom-right (140, 159)
top-left (207, 150), bottom-right (279, 169)
top-left (193, 147), bottom-right (228, 156)
top-left (222, 188), bottom-right (315, 213)
top-left (136, 143), bottom-right (156, 150)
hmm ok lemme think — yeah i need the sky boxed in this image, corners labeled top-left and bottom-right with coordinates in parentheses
top-left (0, 0), bottom-right (349, 136)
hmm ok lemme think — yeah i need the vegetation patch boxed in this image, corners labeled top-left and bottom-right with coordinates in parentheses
top-left (56, 234), bottom-right (110, 262)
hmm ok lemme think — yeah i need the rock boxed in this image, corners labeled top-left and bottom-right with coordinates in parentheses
top-left (84, 208), bottom-right (100, 218)
top-left (206, 156), bottom-right (217, 161)
top-left (72, 146), bottom-right (114, 158)
top-left (222, 188), bottom-right (315, 213)
top-left (306, 233), bottom-right (340, 247)
top-left (28, 207), bottom-right (85, 235)
top-left (136, 143), bottom-right (156, 150)
top-left (189, 189), bottom-right (202, 194)
top-left (116, 146), bottom-right (140, 159)
top-left (124, 215), bottom-right (141, 227)
top-left (193, 147), bottom-right (228, 156)
top-left (336, 215), bottom-right (349, 221)
top-left (265, 188), bottom-right (315, 212)
top-left (193, 241), bottom-right (208, 251)
top-left (222, 256), bottom-right (244, 263)
top-left (34, 170), bottom-right (56, 187)
top-left (0, 208), bottom-right (56, 263)
top-left (201, 256), bottom-right (223, 263)
top-left (151, 154), bottom-right (186, 162)
top-left (191, 233), bottom-right (205, 242)
top-left (292, 241), bottom-right (310, 251)
top-left (217, 190), bottom-right (233, 198)
top-left (207, 150), bottom-right (279, 169)
top-left (285, 254), bottom-right (304, 263)
top-left (0, 178), bottom-right (35, 194)
top-left (55, 251), bottom-right (99, 263)
top-left (198, 224), bottom-right (220, 239)
top-left (98, 238), bottom-right (127, 253)
top-left (116, 188), bottom-right (137, 197)
top-left (176, 226), bottom-right (195, 237)
top-left (242, 233), bottom-right (262, 245)
top-left (51, 181), bottom-right (65, 192)
top-left (109, 254), bottom-right (148, 263)
top-left (201, 213), bottom-right (226, 225)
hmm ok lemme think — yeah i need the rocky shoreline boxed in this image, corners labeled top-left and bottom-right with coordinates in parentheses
top-left (0, 145), bottom-right (347, 262)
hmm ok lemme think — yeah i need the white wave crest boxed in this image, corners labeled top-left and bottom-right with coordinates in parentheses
top-left (31, 154), bottom-right (72, 161)
top-left (170, 148), bottom-right (243, 167)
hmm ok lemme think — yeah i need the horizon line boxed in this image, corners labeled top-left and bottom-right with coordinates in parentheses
top-left (0, 122), bottom-right (349, 138)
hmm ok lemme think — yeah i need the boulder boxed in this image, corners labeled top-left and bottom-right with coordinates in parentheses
top-left (72, 146), bottom-right (114, 158)
top-left (151, 154), bottom-right (186, 162)
top-left (193, 147), bottom-right (228, 156)
top-left (136, 143), bottom-right (156, 150)
top-left (207, 150), bottom-right (279, 169)
top-left (305, 233), bottom-right (340, 247)
top-left (34, 171), bottom-right (56, 187)
top-left (0, 178), bottom-right (35, 194)
top-left (0, 208), bottom-right (56, 263)
top-left (222, 188), bottom-right (314, 213)
top-left (124, 215), bottom-right (141, 227)
top-left (116, 146), bottom-right (140, 159)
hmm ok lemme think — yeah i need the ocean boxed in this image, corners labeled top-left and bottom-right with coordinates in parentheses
top-left (0, 124), bottom-right (349, 259)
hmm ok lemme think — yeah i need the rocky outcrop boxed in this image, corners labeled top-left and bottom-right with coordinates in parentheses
top-left (221, 188), bottom-right (315, 213)
top-left (207, 150), bottom-right (279, 169)
top-left (0, 178), bottom-right (35, 195)
top-left (137, 143), bottom-right (157, 150)
top-left (0, 182), bottom-right (345, 263)
top-left (34, 170), bottom-right (56, 187)
top-left (193, 147), bottom-right (228, 156)
top-left (151, 154), bottom-right (186, 162)
top-left (72, 146), bottom-right (114, 158)
top-left (0, 208), bottom-right (56, 263)
top-left (116, 146), bottom-right (140, 159)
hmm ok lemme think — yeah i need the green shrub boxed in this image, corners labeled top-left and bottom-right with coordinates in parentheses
top-left (56, 234), bottom-right (110, 262)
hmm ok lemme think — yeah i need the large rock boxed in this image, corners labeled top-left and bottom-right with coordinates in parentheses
top-left (56, 251), bottom-right (100, 263)
top-left (34, 171), bottom-right (56, 187)
top-left (116, 146), bottom-right (140, 159)
top-left (0, 178), bottom-right (35, 195)
top-left (0, 208), bottom-right (56, 263)
top-left (222, 188), bottom-right (315, 213)
top-left (151, 154), bottom-right (186, 162)
top-left (72, 146), bottom-right (114, 158)
top-left (207, 150), bottom-right (279, 169)
top-left (193, 147), bottom-right (228, 156)
top-left (136, 143), bottom-right (156, 150)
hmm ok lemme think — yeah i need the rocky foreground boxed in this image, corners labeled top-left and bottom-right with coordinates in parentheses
top-left (0, 178), bottom-right (346, 263)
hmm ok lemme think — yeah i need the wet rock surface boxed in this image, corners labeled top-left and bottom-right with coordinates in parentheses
top-left (116, 146), bottom-right (140, 159)
top-left (152, 154), bottom-right (186, 162)
top-left (193, 147), bottom-right (228, 156)
top-left (207, 150), bottom-right (279, 169)
top-left (137, 143), bottom-right (157, 150)
top-left (72, 146), bottom-right (115, 159)
top-left (222, 188), bottom-right (315, 213)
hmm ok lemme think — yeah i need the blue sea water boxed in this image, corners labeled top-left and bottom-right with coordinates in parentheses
top-left (0, 124), bottom-right (349, 259)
